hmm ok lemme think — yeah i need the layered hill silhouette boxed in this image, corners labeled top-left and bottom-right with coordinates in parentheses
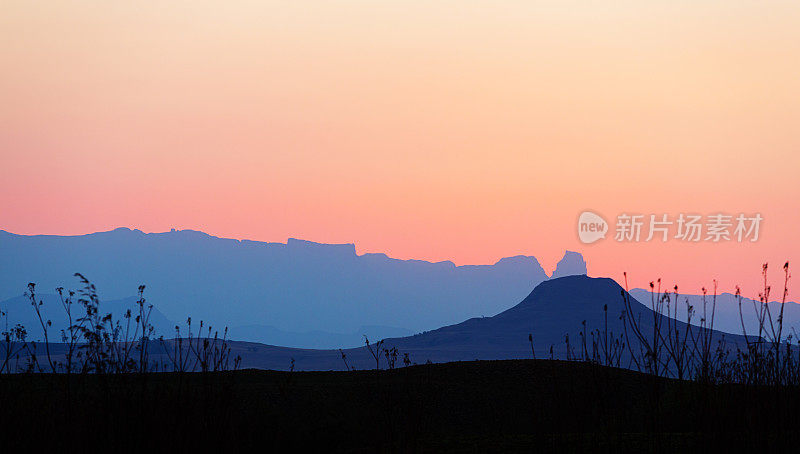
top-left (216, 275), bottom-right (747, 370)
top-left (0, 274), bottom-right (754, 372)
top-left (3, 228), bottom-right (776, 359)
top-left (0, 228), bottom-right (576, 347)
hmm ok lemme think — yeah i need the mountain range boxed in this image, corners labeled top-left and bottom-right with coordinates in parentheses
top-left (2, 228), bottom-right (792, 352)
top-left (0, 228), bottom-right (586, 347)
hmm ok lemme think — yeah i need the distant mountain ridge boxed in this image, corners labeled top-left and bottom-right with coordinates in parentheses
top-left (0, 228), bottom-right (585, 347)
top-left (0, 291), bottom-right (413, 349)
top-left (227, 324), bottom-right (414, 349)
top-left (0, 293), bottom-right (176, 342)
top-left (629, 288), bottom-right (800, 337)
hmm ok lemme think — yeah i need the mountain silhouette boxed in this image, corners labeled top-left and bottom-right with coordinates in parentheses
top-left (0, 274), bottom-right (747, 371)
top-left (0, 228), bottom-right (572, 343)
top-left (550, 250), bottom-right (588, 278)
top-left (216, 275), bottom-right (744, 370)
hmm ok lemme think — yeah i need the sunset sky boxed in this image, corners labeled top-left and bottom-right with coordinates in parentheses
top-left (1, 1), bottom-right (798, 298)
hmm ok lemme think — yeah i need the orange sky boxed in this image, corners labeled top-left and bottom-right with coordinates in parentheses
top-left (1, 1), bottom-right (798, 299)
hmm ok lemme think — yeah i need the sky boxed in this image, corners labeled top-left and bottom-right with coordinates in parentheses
top-left (1, 1), bottom-right (798, 299)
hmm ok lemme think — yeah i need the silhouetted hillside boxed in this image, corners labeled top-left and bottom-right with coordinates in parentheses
top-left (156, 275), bottom-right (747, 371)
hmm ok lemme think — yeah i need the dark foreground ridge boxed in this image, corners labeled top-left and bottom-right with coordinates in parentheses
top-left (1, 359), bottom-right (798, 452)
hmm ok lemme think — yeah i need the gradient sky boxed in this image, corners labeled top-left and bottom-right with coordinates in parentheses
top-left (1, 1), bottom-right (798, 299)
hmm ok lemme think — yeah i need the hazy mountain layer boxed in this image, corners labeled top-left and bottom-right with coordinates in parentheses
top-left (0, 228), bottom-right (576, 339)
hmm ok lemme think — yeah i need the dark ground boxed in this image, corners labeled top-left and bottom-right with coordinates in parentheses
top-left (1, 360), bottom-right (798, 452)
